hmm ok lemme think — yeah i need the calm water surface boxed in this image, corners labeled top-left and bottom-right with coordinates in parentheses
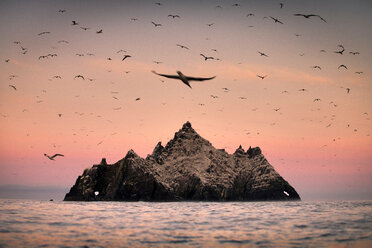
top-left (0, 199), bottom-right (371, 247)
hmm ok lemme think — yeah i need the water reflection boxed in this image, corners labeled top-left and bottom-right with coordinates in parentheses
top-left (0, 200), bottom-right (371, 247)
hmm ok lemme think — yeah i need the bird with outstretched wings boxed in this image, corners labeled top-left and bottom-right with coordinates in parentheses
top-left (152, 70), bottom-right (216, 88)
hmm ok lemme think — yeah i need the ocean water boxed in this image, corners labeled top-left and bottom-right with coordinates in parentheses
top-left (0, 200), bottom-right (371, 248)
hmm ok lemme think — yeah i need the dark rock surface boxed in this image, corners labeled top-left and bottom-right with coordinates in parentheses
top-left (64, 122), bottom-right (300, 201)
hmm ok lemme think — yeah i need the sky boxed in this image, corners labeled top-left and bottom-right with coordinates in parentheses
top-left (0, 0), bottom-right (371, 201)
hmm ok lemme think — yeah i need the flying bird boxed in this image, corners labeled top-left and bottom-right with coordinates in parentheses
top-left (334, 45), bottom-right (345, 55)
top-left (80, 27), bottom-right (90, 31)
top-left (135, 98), bottom-right (141, 101)
top-left (5, 59), bottom-right (10, 62)
top-left (9, 85), bottom-right (17, 90)
top-left (71, 21), bottom-right (79, 25)
top-left (96, 29), bottom-right (103, 34)
top-left (313, 98), bottom-right (321, 102)
top-left (74, 75), bottom-right (85, 80)
top-left (294, 14), bottom-right (326, 22)
top-left (44, 153), bottom-right (64, 160)
top-left (151, 21), bottom-right (162, 27)
top-left (117, 49), bottom-right (127, 53)
top-left (153, 61), bottom-right (162, 64)
top-left (176, 44), bottom-right (189, 49)
top-left (258, 51), bottom-right (268, 57)
top-left (280, 3), bottom-right (284, 8)
top-left (312, 66), bottom-right (322, 70)
top-left (246, 13), bottom-right (254, 17)
top-left (168, 14), bottom-right (180, 18)
top-left (273, 108), bottom-right (280, 111)
top-left (58, 9), bottom-right (66, 13)
top-left (346, 88), bottom-right (350, 94)
top-left (122, 55), bottom-right (131, 61)
top-left (349, 51), bottom-right (360, 55)
top-left (355, 71), bottom-right (363, 74)
top-left (200, 54), bottom-right (214, 61)
top-left (38, 31), bottom-right (50, 36)
top-left (206, 23), bottom-right (214, 27)
top-left (270, 16), bottom-right (283, 24)
top-left (152, 70), bottom-right (216, 89)
top-left (256, 75), bottom-right (267, 79)
top-left (58, 40), bottom-right (69, 44)
top-left (338, 64), bottom-right (348, 70)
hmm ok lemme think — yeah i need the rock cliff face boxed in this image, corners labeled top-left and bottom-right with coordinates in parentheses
top-left (64, 122), bottom-right (300, 201)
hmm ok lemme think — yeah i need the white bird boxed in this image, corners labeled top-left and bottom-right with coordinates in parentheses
top-left (44, 153), bottom-right (64, 160)
top-left (283, 191), bottom-right (290, 196)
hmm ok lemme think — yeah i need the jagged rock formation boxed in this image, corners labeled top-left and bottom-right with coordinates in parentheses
top-left (64, 122), bottom-right (300, 201)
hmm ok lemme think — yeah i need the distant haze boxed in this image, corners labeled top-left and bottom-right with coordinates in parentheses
top-left (0, 0), bottom-right (371, 201)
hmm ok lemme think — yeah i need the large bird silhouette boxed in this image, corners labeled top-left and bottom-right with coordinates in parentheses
top-left (152, 70), bottom-right (216, 88)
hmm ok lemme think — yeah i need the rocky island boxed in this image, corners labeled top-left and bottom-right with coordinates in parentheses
top-left (64, 122), bottom-right (300, 201)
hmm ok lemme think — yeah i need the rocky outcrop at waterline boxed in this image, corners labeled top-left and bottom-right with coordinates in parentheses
top-left (64, 122), bottom-right (300, 201)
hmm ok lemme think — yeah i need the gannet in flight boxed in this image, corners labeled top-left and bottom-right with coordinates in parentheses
top-left (44, 153), bottom-right (64, 160)
top-left (152, 70), bottom-right (216, 88)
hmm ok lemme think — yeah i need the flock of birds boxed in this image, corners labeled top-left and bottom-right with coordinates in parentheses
top-left (2, 1), bottom-right (369, 162)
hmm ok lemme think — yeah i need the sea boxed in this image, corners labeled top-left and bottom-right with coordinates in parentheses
top-left (0, 199), bottom-right (371, 248)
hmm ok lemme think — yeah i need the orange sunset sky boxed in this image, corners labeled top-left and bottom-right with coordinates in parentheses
top-left (0, 0), bottom-right (371, 200)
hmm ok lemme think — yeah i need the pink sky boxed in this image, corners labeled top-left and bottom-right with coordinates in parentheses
top-left (0, 0), bottom-right (371, 200)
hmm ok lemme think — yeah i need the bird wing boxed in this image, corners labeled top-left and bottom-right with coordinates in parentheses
top-left (51, 154), bottom-right (64, 158)
top-left (315, 15), bottom-right (327, 22)
top-left (294, 14), bottom-right (305, 17)
top-left (151, 71), bottom-right (180, 79)
top-left (185, 75), bottom-right (216, 81)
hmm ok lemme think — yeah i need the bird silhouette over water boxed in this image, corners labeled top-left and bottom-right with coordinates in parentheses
top-left (294, 14), bottom-right (326, 22)
top-left (152, 70), bottom-right (216, 88)
top-left (44, 153), bottom-right (64, 160)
